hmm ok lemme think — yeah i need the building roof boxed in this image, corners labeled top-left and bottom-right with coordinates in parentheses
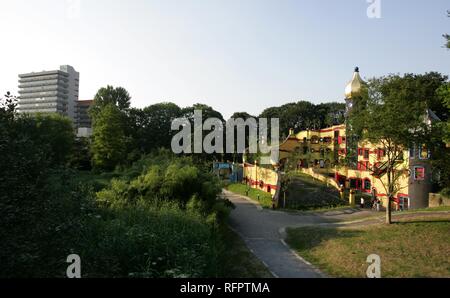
top-left (345, 67), bottom-right (365, 99)
top-left (76, 100), bottom-right (94, 106)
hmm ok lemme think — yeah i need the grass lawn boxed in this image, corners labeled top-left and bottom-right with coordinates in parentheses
top-left (401, 206), bottom-right (450, 213)
top-left (220, 226), bottom-right (273, 278)
top-left (286, 219), bottom-right (450, 278)
top-left (226, 183), bottom-right (274, 208)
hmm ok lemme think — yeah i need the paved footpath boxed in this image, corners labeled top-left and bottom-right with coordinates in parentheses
top-left (224, 190), bottom-right (327, 278)
top-left (224, 189), bottom-right (450, 278)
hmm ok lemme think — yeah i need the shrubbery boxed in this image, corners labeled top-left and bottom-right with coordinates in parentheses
top-left (0, 108), bottom-right (228, 277)
top-left (0, 94), bottom-right (229, 278)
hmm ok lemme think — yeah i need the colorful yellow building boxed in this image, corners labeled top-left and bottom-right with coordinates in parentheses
top-left (243, 68), bottom-right (435, 210)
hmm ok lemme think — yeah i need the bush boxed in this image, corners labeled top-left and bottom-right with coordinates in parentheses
top-left (74, 201), bottom-right (221, 278)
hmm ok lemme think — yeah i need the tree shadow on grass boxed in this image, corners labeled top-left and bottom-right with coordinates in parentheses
top-left (286, 226), bottom-right (363, 251)
top-left (392, 219), bottom-right (450, 225)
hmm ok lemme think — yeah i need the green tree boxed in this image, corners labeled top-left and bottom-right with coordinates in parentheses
top-left (349, 74), bottom-right (441, 224)
top-left (128, 103), bottom-right (182, 153)
top-left (433, 83), bottom-right (450, 190)
top-left (90, 85), bottom-right (131, 118)
top-left (228, 112), bottom-right (256, 162)
top-left (91, 104), bottom-right (128, 171)
top-left (33, 113), bottom-right (75, 165)
top-left (90, 86), bottom-right (136, 168)
top-left (259, 101), bottom-right (345, 140)
top-left (437, 82), bottom-right (450, 143)
top-left (180, 103), bottom-right (226, 161)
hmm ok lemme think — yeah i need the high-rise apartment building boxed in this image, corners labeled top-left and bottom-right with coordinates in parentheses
top-left (17, 65), bottom-right (80, 121)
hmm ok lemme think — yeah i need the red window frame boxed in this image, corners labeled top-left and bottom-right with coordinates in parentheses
top-left (358, 161), bottom-right (370, 171)
top-left (414, 167), bottom-right (425, 181)
top-left (363, 149), bottom-right (370, 160)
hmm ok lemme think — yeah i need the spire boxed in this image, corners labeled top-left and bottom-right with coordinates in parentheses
top-left (345, 67), bottom-right (365, 99)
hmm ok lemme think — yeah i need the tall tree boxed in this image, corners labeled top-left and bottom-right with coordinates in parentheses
top-left (90, 86), bottom-right (135, 168)
top-left (179, 103), bottom-right (225, 161)
top-left (128, 102), bottom-right (182, 153)
top-left (91, 104), bottom-right (128, 171)
top-left (437, 82), bottom-right (450, 143)
top-left (90, 85), bottom-right (131, 118)
top-left (228, 112), bottom-right (256, 162)
top-left (349, 74), bottom-right (443, 224)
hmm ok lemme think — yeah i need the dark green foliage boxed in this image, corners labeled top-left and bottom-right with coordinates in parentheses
top-left (90, 86), bottom-right (134, 170)
top-left (0, 96), bottom-right (227, 278)
top-left (91, 104), bottom-right (129, 171)
top-left (71, 137), bottom-right (92, 170)
top-left (32, 113), bottom-right (76, 165)
top-left (0, 169), bottom-right (96, 277)
top-left (349, 73), bottom-right (449, 223)
top-left (97, 152), bottom-right (222, 210)
top-left (74, 153), bottom-right (226, 278)
top-left (437, 82), bottom-right (450, 143)
top-left (181, 103), bottom-right (225, 124)
top-left (259, 101), bottom-right (345, 140)
top-left (89, 85), bottom-right (131, 118)
top-left (127, 103), bottom-right (182, 153)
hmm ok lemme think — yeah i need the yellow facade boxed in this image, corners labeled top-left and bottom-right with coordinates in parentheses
top-left (242, 68), bottom-right (432, 210)
top-left (276, 125), bottom-right (413, 208)
top-left (242, 163), bottom-right (279, 196)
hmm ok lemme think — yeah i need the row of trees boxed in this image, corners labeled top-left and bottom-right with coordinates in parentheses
top-left (88, 87), bottom-right (346, 171)
top-left (87, 86), bottom-right (229, 171)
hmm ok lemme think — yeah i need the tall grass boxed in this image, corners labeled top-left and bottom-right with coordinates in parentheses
top-left (226, 183), bottom-right (274, 208)
top-left (1, 152), bottom-right (229, 278)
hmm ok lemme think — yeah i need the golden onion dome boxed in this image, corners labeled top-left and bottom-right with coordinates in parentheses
top-left (345, 67), bottom-right (365, 99)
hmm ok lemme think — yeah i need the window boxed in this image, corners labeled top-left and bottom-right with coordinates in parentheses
top-left (364, 179), bottom-right (372, 190)
top-left (377, 149), bottom-right (385, 159)
top-left (311, 136), bottom-right (319, 144)
top-left (414, 167), bottom-right (425, 181)
top-left (409, 146), bottom-right (415, 159)
top-left (319, 148), bottom-right (324, 157)
top-left (358, 161), bottom-right (370, 171)
top-left (364, 149), bottom-right (370, 160)
top-left (358, 148), bottom-right (363, 156)
top-left (419, 144), bottom-right (430, 160)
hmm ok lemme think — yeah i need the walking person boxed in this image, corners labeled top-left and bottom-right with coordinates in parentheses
top-left (360, 197), bottom-right (365, 209)
top-left (375, 199), bottom-right (381, 212)
top-left (371, 187), bottom-right (377, 210)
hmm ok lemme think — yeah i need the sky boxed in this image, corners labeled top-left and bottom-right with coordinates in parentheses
top-left (0, 0), bottom-right (449, 119)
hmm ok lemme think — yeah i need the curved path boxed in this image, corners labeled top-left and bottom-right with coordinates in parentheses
top-left (224, 190), bottom-right (327, 278)
top-left (225, 189), bottom-right (450, 278)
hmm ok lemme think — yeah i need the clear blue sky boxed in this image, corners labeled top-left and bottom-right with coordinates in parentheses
top-left (1, 0), bottom-right (449, 119)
